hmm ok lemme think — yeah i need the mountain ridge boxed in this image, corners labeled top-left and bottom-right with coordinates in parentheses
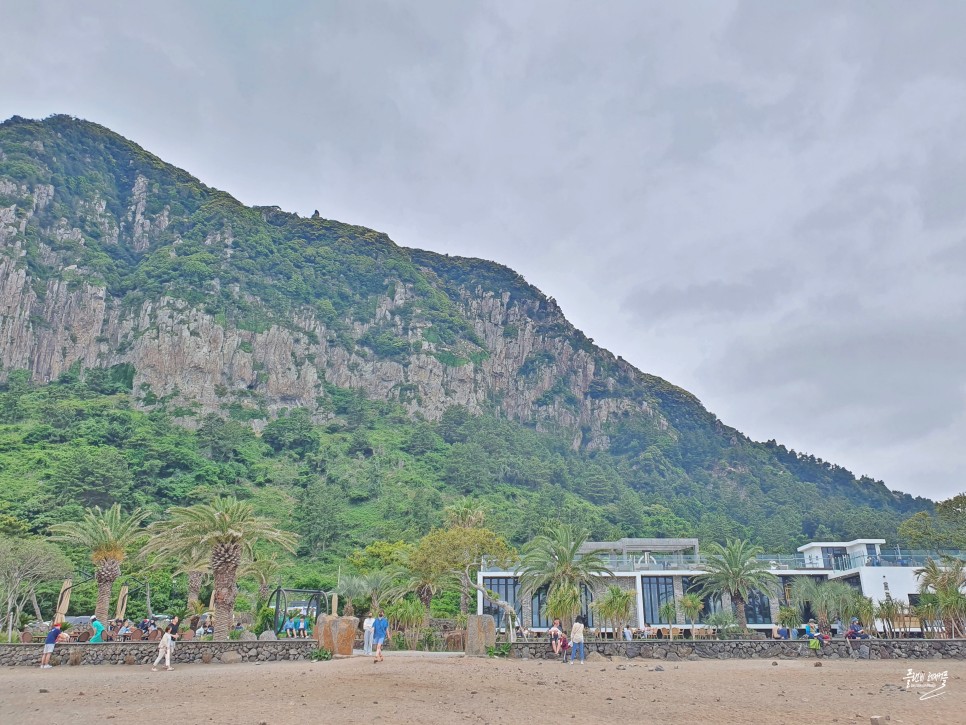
top-left (0, 114), bottom-right (931, 551)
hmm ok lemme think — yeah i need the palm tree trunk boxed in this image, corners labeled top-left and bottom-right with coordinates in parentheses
top-left (95, 580), bottom-right (112, 622)
top-left (732, 594), bottom-right (748, 632)
top-left (94, 558), bottom-right (120, 622)
top-left (212, 544), bottom-right (241, 640)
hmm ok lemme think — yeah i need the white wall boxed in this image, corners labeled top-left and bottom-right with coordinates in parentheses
top-left (858, 567), bottom-right (920, 605)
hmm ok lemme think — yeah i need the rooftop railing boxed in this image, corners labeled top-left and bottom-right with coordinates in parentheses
top-left (479, 550), bottom-right (965, 573)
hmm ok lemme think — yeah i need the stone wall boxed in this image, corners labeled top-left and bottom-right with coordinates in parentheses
top-left (0, 640), bottom-right (319, 667)
top-left (511, 638), bottom-right (966, 661)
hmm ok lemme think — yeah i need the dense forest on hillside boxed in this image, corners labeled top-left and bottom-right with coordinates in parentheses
top-left (0, 114), bottom-right (934, 603)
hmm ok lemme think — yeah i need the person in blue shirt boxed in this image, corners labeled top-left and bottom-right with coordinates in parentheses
top-left (846, 617), bottom-right (870, 640)
top-left (283, 616), bottom-right (295, 638)
top-left (297, 615), bottom-right (308, 638)
top-left (373, 610), bottom-right (389, 663)
top-left (40, 622), bottom-right (64, 668)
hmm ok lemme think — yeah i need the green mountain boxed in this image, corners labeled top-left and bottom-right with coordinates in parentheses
top-left (0, 114), bottom-right (931, 558)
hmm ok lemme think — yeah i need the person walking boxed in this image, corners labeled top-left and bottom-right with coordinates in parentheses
top-left (362, 613), bottom-right (375, 656)
top-left (372, 610), bottom-right (389, 663)
top-left (152, 625), bottom-right (175, 671)
top-left (570, 615), bottom-right (586, 665)
top-left (39, 622), bottom-right (65, 668)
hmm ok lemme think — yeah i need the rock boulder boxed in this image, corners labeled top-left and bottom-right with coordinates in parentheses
top-left (465, 615), bottom-right (496, 657)
top-left (314, 615), bottom-right (359, 656)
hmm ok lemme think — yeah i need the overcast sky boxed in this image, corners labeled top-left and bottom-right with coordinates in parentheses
top-left (3, 1), bottom-right (965, 501)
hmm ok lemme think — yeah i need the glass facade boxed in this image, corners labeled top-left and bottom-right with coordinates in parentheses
top-left (743, 589), bottom-right (772, 624)
top-left (821, 546), bottom-right (847, 568)
top-left (641, 576), bottom-right (675, 624)
top-left (481, 577), bottom-right (522, 629)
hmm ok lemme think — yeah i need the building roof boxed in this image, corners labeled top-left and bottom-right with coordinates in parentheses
top-left (797, 539), bottom-right (885, 552)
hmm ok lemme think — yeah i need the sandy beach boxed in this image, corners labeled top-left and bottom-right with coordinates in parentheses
top-left (1, 653), bottom-right (962, 724)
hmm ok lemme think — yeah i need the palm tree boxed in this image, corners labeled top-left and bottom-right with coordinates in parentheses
top-left (173, 547), bottom-right (211, 611)
top-left (543, 584), bottom-right (582, 627)
top-left (659, 599), bottom-right (678, 638)
top-left (916, 556), bottom-right (966, 639)
top-left (143, 497), bottom-right (297, 640)
top-left (335, 572), bottom-right (369, 617)
top-left (592, 585), bottom-right (636, 638)
top-left (387, 563), bottom-right (456, 624)
top-left (444, 501), bottom-right (486, 529)
top-left (693, 539), bottom-right (778, 632)
top-left (679, 593), bottom-right (704, 636)
top-left (362, 570), bottom-right (395, 612)
top-left (517, 524), bottom-right (612, 626)
top-left (241, 553), bottom-right (281, 608)
top-left (49, 504), bottom-right (148, 622)
top-left (789, 578), bottom-right (854, 636)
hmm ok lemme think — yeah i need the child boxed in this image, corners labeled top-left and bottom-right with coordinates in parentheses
top-left (152, 625), bottom-right (174, 671)
top-left (559, 634), bottom-right (571, 663)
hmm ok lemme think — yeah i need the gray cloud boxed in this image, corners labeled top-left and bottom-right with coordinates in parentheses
top-left (2, 0), bottom-right (965, 499)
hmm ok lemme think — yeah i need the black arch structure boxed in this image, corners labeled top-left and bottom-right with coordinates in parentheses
top-left (269, 588), bottom-right (331, 634)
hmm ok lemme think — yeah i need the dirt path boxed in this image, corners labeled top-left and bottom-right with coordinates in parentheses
top-left (1, 654), bottom-right (962, 724)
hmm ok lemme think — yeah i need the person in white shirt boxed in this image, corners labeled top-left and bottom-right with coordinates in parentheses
top-left (570, 616), bottom-right (586, 665)
top-left (152, 625), bottom-right (174, 671)
top-left (362, 615), bottom-right (375, 656)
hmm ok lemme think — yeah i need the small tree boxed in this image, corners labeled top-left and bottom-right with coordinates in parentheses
top-left (0, 537), bottom-right (71, 640)
top-left (679, 593), bottom-right (704, 635)
top-left (544, 584), bottom-right (582, 629)
top-left (362, 570), bottom-right (395, 612)
top-left (592, 585), bottom-right (635, 638)
top-left (335, 573), bottom-right (368, 618)
top-left (790, 578), bottom-right (855, 637)
top-left (777, 606), bottom-right (800, 636)
top-left (659, 600), bottom-right (678, 639)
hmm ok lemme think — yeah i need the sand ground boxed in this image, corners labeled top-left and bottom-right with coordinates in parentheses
top-left (1, 653), bottom-right (963, 724)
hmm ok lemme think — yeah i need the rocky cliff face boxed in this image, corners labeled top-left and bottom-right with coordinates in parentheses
top-left (0, 120), bottom-right (669, 449)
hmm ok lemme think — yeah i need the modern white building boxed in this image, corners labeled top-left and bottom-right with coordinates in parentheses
top-left (477, 537), bottom-right (963, 633)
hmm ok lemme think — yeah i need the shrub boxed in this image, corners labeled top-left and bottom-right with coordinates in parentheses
top-left (310, 647), bottom-right (332, 661)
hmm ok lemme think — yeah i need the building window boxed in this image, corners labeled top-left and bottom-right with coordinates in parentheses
top-left (821, 546), bottom-right (847, 569)
top-left (481, 577), bottom-right (521, 629)
top-left (641, 576), bottom-right (675, 624)
top-left (743, 590), bottom-right (772, 624)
